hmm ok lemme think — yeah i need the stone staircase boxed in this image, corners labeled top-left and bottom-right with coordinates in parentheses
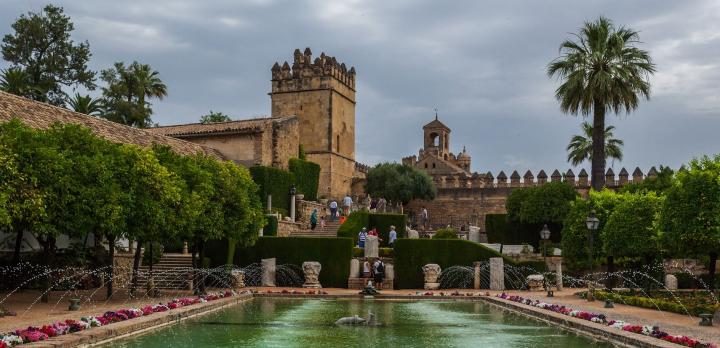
top-left (137, 253), bottom-right (193, 290)
top-left (291, 218), bottom-right (341, 238)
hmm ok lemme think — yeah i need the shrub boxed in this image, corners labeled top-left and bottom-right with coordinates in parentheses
top-left (142, 241), bottom-right (163, 266)
top-left (234, 237), bottom-right (352, 288)
top-left (485, 214), bottom-right (562, 248)
top-left (352, 247), bottom-right (394, 258)
top-left (263, 215), bottom-right (278, 237)
top-left (592, 290), bottom-right (719, 316)
top-left (249, 166), bottom-right (295, 212)
top-left (289, 158), bottom-right (320, 201)
top-left (394, 239), bottom-right (507, 289)
top-left (432, 228), bottom-right (458, 239)
top-left (337, 211), bottom-right (369, 243)
top-left (338, 212), bottom-right (406, 247)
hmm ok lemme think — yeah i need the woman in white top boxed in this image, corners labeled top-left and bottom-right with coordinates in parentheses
top-left (362, 260), bottom-right (371, 278)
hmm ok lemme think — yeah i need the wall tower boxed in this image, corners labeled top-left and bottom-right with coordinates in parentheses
top-left (270, 48), bottom-right (356, 199)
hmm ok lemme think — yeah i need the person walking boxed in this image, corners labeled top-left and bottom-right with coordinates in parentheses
top-left (388, 225), bottom-right (397, 248)
top-left (320, 216), bottom-right (326, 231)
top-left (373, 258), bottom-right (385, 289)
top-left (329, 200), bottom-right (338, 222)
top-left (358, 227), bottom-right (368, 248)
top-left (310, 208), bottom-right (318, 230)
top-left (343, 194), bottom-right (353, 216)
top-left (377, 197), bottom-right (387, 213)
top-left (421, 206), bottom-right (429, 230)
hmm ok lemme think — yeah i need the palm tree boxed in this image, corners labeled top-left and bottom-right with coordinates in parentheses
top-left (547, 17), bottom-right (655, 191)
top-left (132, 63), bottom-right (167, 107)
top-left (100, 61), bottom-right (167, 128)
top-left (0, 67), bottom-right (32, 96)
top-left (67, 93), bottom-right (103, 116)
top-left (567, 122), bottom-right (624, 167)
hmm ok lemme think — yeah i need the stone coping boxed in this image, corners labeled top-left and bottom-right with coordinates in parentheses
top-left (21, 294), bottom-right (252, 348)
top-left (15, 292), bottom-right (693, 348)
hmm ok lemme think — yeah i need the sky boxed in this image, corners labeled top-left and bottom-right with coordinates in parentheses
top-left (1, 0), bottom-right (719, 175)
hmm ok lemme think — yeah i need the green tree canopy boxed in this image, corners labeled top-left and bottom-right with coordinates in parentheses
top-left (1, 4), bottom-right (95, 105)
top-left (200, 111), bottom-right (231, 124)
top-left (0, 67), bottom-right (33, 96)
top-left (548, 16), bottom-right (655, 190)
top-left (101, 61), bottom-right (167, 128)
top-left (364, 163), bottom-right (436, 206)
top-left (602, 192), bottom-right (662, 258)
top-left (561, 190), bottom-right (624, 263)
top-left (0, 144), bottom-right (18, 226)
top-left (619, 166), bottom-right (674, 194)
top-left (567, 122), bottom-right (623, 167)
top-left (66, 93), bottom-right (103, 115)
top-left (507, 182), bottom-right (578, 225)
top-left (661, 155), bottom-right (720, 288)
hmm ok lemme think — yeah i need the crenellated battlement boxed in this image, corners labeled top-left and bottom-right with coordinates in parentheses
top-left (271, 47), bottom-right (356, 91)
top-left (430, 166), bottom-right (659, 190)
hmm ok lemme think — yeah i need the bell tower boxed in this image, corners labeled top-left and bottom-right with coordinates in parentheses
top-left (422, 114), bottom-right (451, 158)
top-left (270, 48), bottom-right (356, 199)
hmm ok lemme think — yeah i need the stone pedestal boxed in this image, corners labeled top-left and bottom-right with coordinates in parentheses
top-left (423, 264), bottom-right (441, 290)
top-left (473, 261), bottom-right (481, 289)
top-left (365, 236), bottom-right (379, 258)
top-left (527, 274), bottom-right (544, 291)
top-left (182, 241), bottom-right (188, 255)
top-left (290, 195), bottom-right (296, 222)
top-left (302, 261), bottom-right (322, 288)
top-left (407, 229), bottom-right (419, 239)
top-left (385, 264), bottom-right (394, 281)
top-left (556, 262), bottom-right (564, 291)
top-left (350, 259), bottom-right (360, 278)
top-left (665, 274), bottom-right (678, 290)
top-left (469, 226), bottom-right (481, 243)
top-left (489, 257), bottom-right (504, 291)
top-left (231, 269), bottom-right (245, 289)
top-left (261, 258), bottom-right (276, 287)
top-left (267, 194), bottom-right (272, 213)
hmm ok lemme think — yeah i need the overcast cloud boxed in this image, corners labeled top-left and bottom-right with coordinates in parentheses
top-left (1, 0), bottom-right (718, 175)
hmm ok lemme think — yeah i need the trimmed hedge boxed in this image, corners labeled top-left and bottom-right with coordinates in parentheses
top-left (249, 166), bottom-right (295, 212)
top-left (289, 158), bottom-right (320, 201)
top-left (337, 211), bottom-right (369, 242)
top-left (394, 239), bottom-right (506, 289)
top-left (234, 237), bottom-right (353, 288)
top-left (485, 214), bottom-right (562, 248)
top-left (263, 215), bottom-right (278, 236)
top-left (352, 247), bottom-right (394, 258)
top-left (592, 291), bottom-right (720, 317)
top-left (337, 212), bottom-right (406, 247)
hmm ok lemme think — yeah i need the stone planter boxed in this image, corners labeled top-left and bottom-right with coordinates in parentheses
top-left (68, 298), bottom-right (81, 311)
top-left (422, 264), bottom-right (441, 290)
top-left (302, 261), bottom-right (322, 288)
top-left (526, 274), bottom-right (544, 291)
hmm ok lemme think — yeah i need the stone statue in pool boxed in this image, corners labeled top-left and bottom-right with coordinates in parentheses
top-left (335, 312), bottom-right (377, 326)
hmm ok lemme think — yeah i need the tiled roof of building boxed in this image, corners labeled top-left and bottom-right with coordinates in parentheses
top-left (0, 91), bottom-right (224, 159)
top-left (423, 117), bottom-right (450, 131)
top-left (147, 116), bottom-right (296, 137)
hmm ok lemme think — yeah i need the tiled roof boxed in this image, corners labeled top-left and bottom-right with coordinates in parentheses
top-left (147, 116), bottom-right (296, 137)
top-left (0, 91), bottom-right (224, 159)
top-left (423, 118), bottom-right (450, 130)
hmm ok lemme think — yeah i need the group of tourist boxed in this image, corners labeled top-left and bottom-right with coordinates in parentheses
top-left (357, 225), bottom-right (397, 248)
top-left (362, 258), bottom-right (386, 289)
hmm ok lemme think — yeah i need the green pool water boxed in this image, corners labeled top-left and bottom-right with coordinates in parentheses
top-left (113, 298), bottom-right (612, 347)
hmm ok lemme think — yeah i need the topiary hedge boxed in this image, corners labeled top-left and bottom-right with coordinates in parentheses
top-left (234, 237), bottom-right (353, 288)
top-left (263, 215), bottom-right (278, 236)
top-left (337, 212), bottom-right (406, 247)
top-left (289, 158), bottom-right (320, 201)
top-left (485, 214), bottom-right (562, 248)
top-left (249, 166), bottom-right (295, 212)
top-left (394, 239), bottom-right (507, 289)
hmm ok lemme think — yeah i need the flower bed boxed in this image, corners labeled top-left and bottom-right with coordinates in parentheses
top-left (497, 293), bottom-right (717, 348)
top-left (0, 291), bottom-right (238, 347)
top-left (589, 290), bottom-right (719, 317)
top-left (257, 289), bottom-right (329, 295)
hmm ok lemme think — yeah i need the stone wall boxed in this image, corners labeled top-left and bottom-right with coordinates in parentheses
top-left (277, 220), bottom-right (302, 237)
top-left (297, 199), bottom-right (326, 223)
top-left (113, 252), bottom-right (139, 286)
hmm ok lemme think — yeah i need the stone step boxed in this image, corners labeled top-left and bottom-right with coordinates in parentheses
top-left (348, 277), bottom-right (393, 290)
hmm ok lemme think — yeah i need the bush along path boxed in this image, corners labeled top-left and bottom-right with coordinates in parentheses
top-left (497, 293), bottom-right (718, 348)
top-left (0, 291), bottom-right (240, 347)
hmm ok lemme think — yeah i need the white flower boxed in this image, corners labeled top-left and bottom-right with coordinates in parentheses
top-left (3, 334), bottom-right (24, 346)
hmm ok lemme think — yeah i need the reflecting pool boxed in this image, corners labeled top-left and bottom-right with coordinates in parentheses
top-left (113, 298), bottom-right (612, 347)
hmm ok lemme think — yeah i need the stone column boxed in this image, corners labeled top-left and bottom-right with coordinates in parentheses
top-left (290, 195), bottom-right (296, 222)
top-left (489, 257), bottom-right (504, 291)
top-left (556, 261), bottom-right (564, 291)
top-left (261, 258), bottom-right (276, 287)
top-left (665, 274), bottom-right (678, 290)
top-left (267, 194), bottom-right (272, 213)
top-left (302, 261), bottom-right (322, 288)
top-left (385, 264), bottom-right (394, 281)
top-left (350, 259), bottom-right (360, 278)
top-left (422, 264), bottom-right (441, 290)
top-left (365, 236), bottom-right (379, 258)
top-left (182, 241), bottom-right (188, 255)
top-left (469, 226), bottom-right (480, 243)
top-left (473, 261), bottom-right (481, 289)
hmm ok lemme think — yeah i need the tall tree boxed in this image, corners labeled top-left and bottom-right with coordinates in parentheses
top-left (506, 182), bottom-right (578, 225)
top-left (567, 121), bottom-right (623, 167)
top-left (100, 61), bottom-right (167, 128)
top-left (365, 163), bottom-right (436, 211)
top-left (200, 111), bottom-right (232, 124)
top-left (0, 67), bottom-right (33, 96)
top-left (1, 4), bottom-right (95, 105)
top-left (0, 144), bottom-right (18, 227)
top-left (661, 155), bottom-right (720, 290)
top-left (548, 17), bottom-right (655, 191)
top-left (66, 93), bottom-right (103, 115)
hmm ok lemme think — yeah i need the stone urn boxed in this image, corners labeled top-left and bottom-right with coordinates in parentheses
top-left (526, 274), bottom-right (545, 291)
top-left (231, 269), bottom-right (245, 289)
top-left (664, 274), bottom-right (678, 290)
top-left (302, 261), bottom-right (322, 288)
top-left (422, 264), bottom-right (441, 290)
top-left (68, 298), bottom-right (81, 311)
top-left (296, 194), bottom-right (305, 201)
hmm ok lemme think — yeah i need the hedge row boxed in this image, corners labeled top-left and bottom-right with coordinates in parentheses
top-left (288, 158), bottom-right (320, 201)
top-left (263, 215), bottom-right (278, 236)
top-left (234, 237), bottom-right (353, 288)
top-left (592, 291), bottom-right (719, 317)
top-left (393, 239), bottom-right (506, 289)
top-left (485, 214), bottom-right (562, 248)
top-left (337, 212), bottom-right (406, 247)
top-left (249, 166), bottom-right (295, 212)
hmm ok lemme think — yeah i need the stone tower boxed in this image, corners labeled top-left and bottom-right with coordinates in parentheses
top-left (423, 115), bottom-right (451, 160)
top-left (270, 48), bottom-right (356, 199)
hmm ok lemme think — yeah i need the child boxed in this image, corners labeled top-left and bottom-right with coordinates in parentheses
top-left (320, 216), bottom-right (326, 230)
